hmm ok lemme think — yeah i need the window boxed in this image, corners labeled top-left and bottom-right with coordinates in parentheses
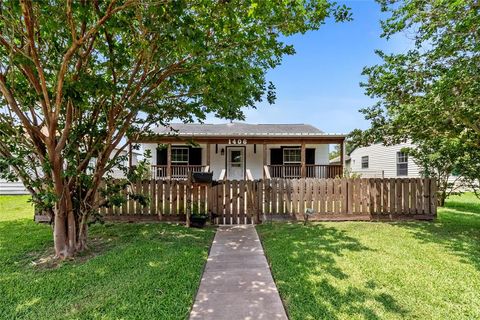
top-left (361, 156), bottom-right (369, 169)
top-left (171, 147), bottom-right (189, 164)
top-left (397, 152), bottom-right (408, 176)
top-left (283, 148), bottom-right (301, 164)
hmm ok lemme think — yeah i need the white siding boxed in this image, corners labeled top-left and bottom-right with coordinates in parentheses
top-left (349, 142), bottom-right (421, 178)
top-left (0, 180), bottom-right (28, 195)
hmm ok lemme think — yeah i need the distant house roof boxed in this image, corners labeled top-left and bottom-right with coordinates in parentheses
top-left (329, 155), bottom-right (351, 164)
top-left (153, 123), bottom-right (345, 138)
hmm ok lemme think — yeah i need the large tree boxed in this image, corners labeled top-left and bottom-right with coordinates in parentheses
top-left (0, 0), bottom-right (350, 258)
top-left (358, 0), bottom-right (480, 200)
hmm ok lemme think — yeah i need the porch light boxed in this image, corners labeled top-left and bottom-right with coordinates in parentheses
top-left (221, 148), bottom-right (225, 156)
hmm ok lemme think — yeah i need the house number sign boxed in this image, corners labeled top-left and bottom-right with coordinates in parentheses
top-left (228, 138), bottom-right (247, 145)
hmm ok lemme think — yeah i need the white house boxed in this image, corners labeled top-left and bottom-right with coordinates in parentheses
top-left (338, 142), bottom-right (421, 178)
top-left (137, 123), bottom-right (346, 180)
top-left (0, 149), bottom-right (140, 195)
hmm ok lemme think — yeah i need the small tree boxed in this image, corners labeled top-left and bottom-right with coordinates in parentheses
top-left (358, 0), bottom-right (480, 202)
top-left (401, 138), bottom-right (470, 206)
top-left (0, 0), bottom-right (351, 258)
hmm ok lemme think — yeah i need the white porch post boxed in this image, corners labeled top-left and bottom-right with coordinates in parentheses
top-left (263, 141), bottom-right (267, 179)
top-left (206, 143), bottom-right (211, 170)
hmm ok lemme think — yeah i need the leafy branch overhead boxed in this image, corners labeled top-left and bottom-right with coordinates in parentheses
top-left (0, 0), bottom-right (351, 258)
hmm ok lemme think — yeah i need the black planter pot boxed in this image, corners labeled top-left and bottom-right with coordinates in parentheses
top-left (190, 215), bottom-right (208, 228)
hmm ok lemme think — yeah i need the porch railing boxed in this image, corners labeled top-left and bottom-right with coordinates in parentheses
top-left (151, 165), bottom-right (207, 179)
top-left (267, 164), bottom-right (343, 179)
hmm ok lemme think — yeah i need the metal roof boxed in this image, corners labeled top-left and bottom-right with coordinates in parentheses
top-left (153, 123), bottom-right (346, 138)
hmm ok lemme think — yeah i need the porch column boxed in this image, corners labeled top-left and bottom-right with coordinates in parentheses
top-left (263, 141), bottom-right (267, 179)
top-left (167, 143), bottom-right (172, 179)
top-left (206, 143), bottom-right (211, 170)
top-left (301, 141), bottom-right (306, 178)
top-left (340, 139), bottom-right (345, 176)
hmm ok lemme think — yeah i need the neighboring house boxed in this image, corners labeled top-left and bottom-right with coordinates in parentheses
top-left (0, 179), bottom-right (28, 195)
top-left (0, 149), bottom-right (140, 195)
top-left (333, 142), bottom-right (420, 178)
top-left (136, 123), bottom-right (346, 180)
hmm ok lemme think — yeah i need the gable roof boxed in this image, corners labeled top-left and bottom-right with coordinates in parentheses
top-left (329, 155), bottom-right (351, 164)
top-left (153, 123), bottom-right (345, 138)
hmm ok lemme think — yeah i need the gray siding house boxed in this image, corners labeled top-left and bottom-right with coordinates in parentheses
top-left (346, 142), bottom-right (421, 178)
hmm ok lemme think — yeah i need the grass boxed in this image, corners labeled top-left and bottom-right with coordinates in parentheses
top-left (0, 195), bottom-right (215, 320)
top-left (257, 193), bottom-right (480, 320)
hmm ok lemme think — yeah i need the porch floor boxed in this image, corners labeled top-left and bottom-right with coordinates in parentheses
top-left (189, 225), bottom-right (288, 320)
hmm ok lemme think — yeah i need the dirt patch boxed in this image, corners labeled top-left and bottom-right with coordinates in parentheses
top-left (27, 236), bottom-right (117, 270)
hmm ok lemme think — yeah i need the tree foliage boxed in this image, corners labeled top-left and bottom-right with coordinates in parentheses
top-left (0, 0), bottom-right (350, 258)
top-left (357, 0), bottom-right (480, 202)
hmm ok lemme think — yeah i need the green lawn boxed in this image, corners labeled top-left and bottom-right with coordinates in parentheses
top-left (0, 195), bottom-right (215, 320)
top-left (257, 193), bottom-right (480, 320)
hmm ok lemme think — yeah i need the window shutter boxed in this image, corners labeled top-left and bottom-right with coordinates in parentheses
top-left (189, 147), bottom-right (202, 165)
top-left (156, 148), bottom-right (167, 165)
top-left (270, 149), bottom-right (283, 165)
top-left (306, 148), bottom-right (315, 165)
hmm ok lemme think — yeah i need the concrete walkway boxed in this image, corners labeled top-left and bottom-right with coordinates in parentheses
top-left (190, 225), bottom-right (288, 320)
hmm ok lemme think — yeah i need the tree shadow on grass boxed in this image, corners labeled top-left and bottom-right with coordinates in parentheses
top-left (0, 219), bottom-right (215, 319)
top-left (392, 207), bottom-right (480, 272)
top-left (258, 223), bottom-right (408, 320)
top-left (444, 198), bottom-right (480, 216)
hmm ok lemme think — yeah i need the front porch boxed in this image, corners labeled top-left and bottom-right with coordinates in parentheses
top-left (137, 136), bottom-right (346, 180)
top-left (149, 163), bottom-right (343, 180)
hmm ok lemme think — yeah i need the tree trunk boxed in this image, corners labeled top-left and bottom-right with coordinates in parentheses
top-left (53, 204), bottom-right (89, 259)
top-left (439, 192), bottom-right (446, 207)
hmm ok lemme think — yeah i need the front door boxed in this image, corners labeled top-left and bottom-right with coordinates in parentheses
top-left (226, 147), bottom-right (245, 180)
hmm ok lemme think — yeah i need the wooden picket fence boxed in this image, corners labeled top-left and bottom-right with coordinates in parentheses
top-left (100, 178), bottom-right (437, 223)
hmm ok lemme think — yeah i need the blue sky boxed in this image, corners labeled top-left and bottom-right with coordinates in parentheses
top-left (206, 0), bottom-right (413, 134)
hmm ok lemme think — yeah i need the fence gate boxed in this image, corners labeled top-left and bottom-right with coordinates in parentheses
top-left (209, 180), bottom-right (258, 225)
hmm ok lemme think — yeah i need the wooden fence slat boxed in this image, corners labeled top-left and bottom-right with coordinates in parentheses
top-left (403, 179), bottom-right (409, 215)
top-left (417, 178), bottom-right (423, 214)
top-left (271, 179), bottom-right (278, 214)
top-left (382, 179), bottom-right (389, 215)
top-left (410, 179), bottom-right (417, 214)
top-left (143, 181), bottom-right (149, 215)
top-left (389, 179), bottom-right (395, 215)
top-left (200, 185), bottom-right (207, 215)
top-left (396, 179), bottom-right (402, 214)
top-left (299, 179), bottom-right (305, 215)
top-left (430, 179), bottom-right (437, 216)
top-left (289, 179), bottom-right (296, 214)
top-left (423, 178), bottom-right (430, 214)
top-left (326, 179), bottom-right (333, 213)
top-left (278, 179), bottom-right (285, 215)
top-left (157, 180), bottom-right (163, 217)
top-left (347, 179), bottom-right (353, 214)
top-left (375, 179), bottom-right (382, 214)
top-left (217, 182), bottom-right (224, 224)
top-left (233, 181), bottom-right (240, 224)
top-left (225, 180), bottom-right (231, 224)
top-left (171, 181), bottom-right (178, 215)
top-left (239, 181), bottom-right (246, 224)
